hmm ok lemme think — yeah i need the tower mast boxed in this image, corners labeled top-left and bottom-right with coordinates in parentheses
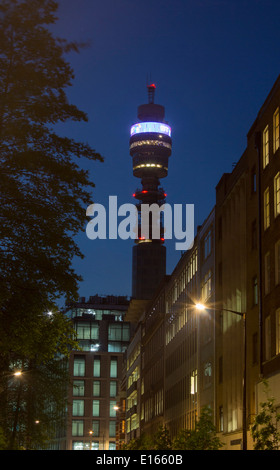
top-left (129, 84), bottom-right (172, 299)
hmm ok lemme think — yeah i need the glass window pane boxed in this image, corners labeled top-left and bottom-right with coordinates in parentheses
top-left (93, 400), bottom-right (100, 417)
top-left (73, 357), bottom-right (85, 377)
top-left (93, 357), bottom-right (101, 377)
top-left (93, 381), bottom-right (100, 397)
top-left (73, 380), bottom-right (85, 397)
top-left (110, 358), bottom-right (117, 378)
top-left (73, 400), bottom-right (84, 416)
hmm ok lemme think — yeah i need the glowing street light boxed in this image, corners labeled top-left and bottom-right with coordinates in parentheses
top-left (194, 302), bottom-right (247, 450)
top-left (13, 371), bottom-right (22, 377)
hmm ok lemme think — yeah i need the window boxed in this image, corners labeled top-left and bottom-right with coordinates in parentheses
top-left (110, 381), bottom-right (117, 397)
top-left (108, 324), bottom-right (130, 341)
top-left (93, 381), bottom-right (100, 397)
top-left (264, 252), bottom-right (271, 295)
top-left (203, 362), bottom-right (212, 388)
top-left (263, 125), bottom-right (269, 168)
top-left (265, 316), bottom-right (271, 361)
top-left (201, 270), bottom-right (212, 302)
top-left (93, 357), bottom-right (101, 377)
top-left (75, 322), bottom-right (99, 340)
top-left (274, 172), bottom-right (280, 217)
top-left (190, 369), bottom-right (197, 394)
top-left (203, 229), bottom-right (212, 260)
top-left (92, 400), bottom-right (100, 417)
top-left (275, 240), bottom-right (280, 285)
top-left (73, 357), bottom-right (85, 377)
top-left (110, 358), bottom-right (118, 378)
top-left (253, 276), bottom-right (258, 305)
top-left (72, 400), bottom-right (84, 417)
top-left (73, 380), bottom-right (85, 397)
top-left (273, 107), bottom-right (280, 153)
top-left (110, 400), bottom-right (117, 417)
top-left (92, 420), bottom-right (100, 437)
top-left (72, 420), bottom-right (84, 437)
top-left (264, 187), bottom-right (270, 230)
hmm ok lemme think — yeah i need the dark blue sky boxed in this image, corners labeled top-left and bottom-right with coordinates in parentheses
top-left (53, 0), bottom-right (280, 304)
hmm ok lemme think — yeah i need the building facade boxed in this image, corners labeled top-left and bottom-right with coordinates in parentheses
top-left (124, 75), bottom-right (280, 450)
top-left (64, 295), bottom-right (131, 450)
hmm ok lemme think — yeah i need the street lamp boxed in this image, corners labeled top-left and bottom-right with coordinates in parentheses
top-left (195, 303), bottom-right (247, 451)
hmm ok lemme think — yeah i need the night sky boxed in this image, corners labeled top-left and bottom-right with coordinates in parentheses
top-left (52, 0), bottom-right (280, 305)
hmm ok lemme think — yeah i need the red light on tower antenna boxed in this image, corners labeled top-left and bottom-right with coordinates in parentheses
top-left (147, 83), bottom-right (156, 104)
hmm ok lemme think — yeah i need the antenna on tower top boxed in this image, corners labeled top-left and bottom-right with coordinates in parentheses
top-left (147, 82), bottom-right (156, 104)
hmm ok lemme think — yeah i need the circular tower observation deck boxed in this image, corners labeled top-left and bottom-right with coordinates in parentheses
top-left (129, 84), bottom-right (172, 180)
top-left (130, 84), bottom-right (173, 300)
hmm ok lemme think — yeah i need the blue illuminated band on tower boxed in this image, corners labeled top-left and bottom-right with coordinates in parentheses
top-left (130, 122), bottom-right (171, 137)
top-left (130, 84), bottom-right (172, 300)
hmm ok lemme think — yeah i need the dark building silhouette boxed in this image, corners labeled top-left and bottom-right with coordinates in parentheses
top-left (130, 84), bottom-right (172, 299)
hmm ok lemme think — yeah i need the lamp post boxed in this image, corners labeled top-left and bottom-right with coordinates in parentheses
top-left (195, 303), bottom-right (247, 450)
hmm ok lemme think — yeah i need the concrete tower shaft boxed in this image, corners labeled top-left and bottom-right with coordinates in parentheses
top-left (130, 84), bottom-right (172, 299)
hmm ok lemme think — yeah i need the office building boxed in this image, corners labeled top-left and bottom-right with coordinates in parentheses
top-left (64, 295), bottom-right (131, 450)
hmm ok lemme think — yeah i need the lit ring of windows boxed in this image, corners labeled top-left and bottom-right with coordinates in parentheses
top-left (130, 140), bottom-right (172, 150)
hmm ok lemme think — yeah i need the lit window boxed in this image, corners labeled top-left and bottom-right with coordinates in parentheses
top-left (190, 369), bottom-right (197, 394)
top-left (274, 172), bottom-right (280, 217)
top-left (72, 400), bottom-right (84, 417)
top-left (130, 140), bottom-right (172, 150)
top-left (110, 358), bottom-right (118, 378)
top-left (73, 380), bottom-right (85, 397)
top-left (93, 357), bottom-right (100, 378)
top-left (73, 357), bottom-right (85, 377)
top-left (110, 381), bottom-right (117, 397)
top-left (110, 401), bottom-right (117, 417)
top-left (264, 187), bottom-right (270, 230)
top-left (93, 381), bottom-right (100, 397)
top-left (201, 270), bottom-right (212, 301)
top-left (263, 125), bottom-right (269, 168)
top-left (92, 420), bottom-right (100, 437)
top-left (92, 400), bottom-right (100, 417)
top-left (72, 420), bottom-right (84, 437)
top-left (273, 108), bottom-right (280, 153)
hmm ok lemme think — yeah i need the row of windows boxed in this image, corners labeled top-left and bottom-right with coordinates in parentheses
top-left (73, 380), bottom-right (117, 398)
top-left (75, 323), bottom-right (130, 341)
top-left (130, 140), bottom-right (172, 150)
top-left (72, 441), bottom-right (116, 450)
top-left (72, 399), bottom-right (117, 418)
top-left (262, 107), bottom-right (279, 169)
top-left (72, 419), bottom-right (116, 438)
top-left (265, 308), bottom-right (280, 361)
top-left (73, 357), bottom-right (118, 378)
top-left (264, 172), bottom-right (280, 229)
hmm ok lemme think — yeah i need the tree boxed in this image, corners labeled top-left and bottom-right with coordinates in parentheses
top-left (173, 407), bottom-right (224, 450)
top-left (251, 381), bottom-right (280, 450)
top-left (0, 0), bottom-right (102, 448)
top-left (153, 425), bottom-right (172, 450)
top-left (0, 310), bottom-right (79, 449)
top-left (0, 0), bottom-right (102, 310)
